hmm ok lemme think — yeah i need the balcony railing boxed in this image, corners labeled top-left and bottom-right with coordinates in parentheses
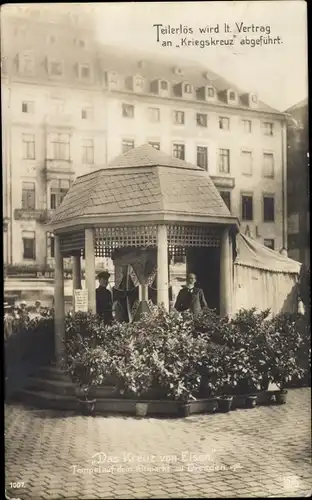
top-left (44, 159), bottom-right (75, 177)
top-left (14, 209), bottom-right (55, 222)
top-left (211, 176), bottom-right (235, 189)
top-left (44, 113), bottom-right (73, 127)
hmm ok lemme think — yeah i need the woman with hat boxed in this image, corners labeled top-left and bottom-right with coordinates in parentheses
top-left (96, 271), bottom-right (113, 325)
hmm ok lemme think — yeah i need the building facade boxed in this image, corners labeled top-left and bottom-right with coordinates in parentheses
top-left (286, 99), bottom-right (309, 265)
top-left (2, 4), bottom-right (288, 273)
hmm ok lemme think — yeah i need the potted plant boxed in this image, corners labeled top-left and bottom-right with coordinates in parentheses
top-left (217, 394), bottom-right (234, 413)
top-left (266, 314), bottom-right (307, 405)
top-left (178, 389), bottom-right (197, 417)
top-left (65, 332), bottom-right (108, 415)
top-left (245, 394), bottom-right (258, 408)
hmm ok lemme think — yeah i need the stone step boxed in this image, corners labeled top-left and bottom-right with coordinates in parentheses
top-left (34, 365), bottom-right (70, 381)
top-left (26, 377), bottom-right (117, 397)
top-left (16, 389), bottom-right (78, 411)
top-left (15, 389), bottom-right (135, 413)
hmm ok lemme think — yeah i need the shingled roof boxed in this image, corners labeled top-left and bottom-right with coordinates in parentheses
top-left (49, 144), bottom-right (239, 231)
top-left (97, 45), bottom-right (282, 115)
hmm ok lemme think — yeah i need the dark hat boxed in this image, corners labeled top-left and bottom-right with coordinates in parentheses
top-left (97, 270), bottom-right (110, 280)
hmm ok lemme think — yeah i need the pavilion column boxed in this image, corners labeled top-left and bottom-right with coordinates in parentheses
top-left (220, 226), bottom-right (233, 317)
top-left (157, 224), bottom-right (169, 311)
top-left (85, 228), bottom-right (96, 313)
top-left (72, 255), bottom-right (82, 309)
top-left (141, 280), bottom-right (149, 304)
top-left (54, 234), bottom-right (65, 368)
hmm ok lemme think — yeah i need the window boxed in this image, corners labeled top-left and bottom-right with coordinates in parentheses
top-left (107, 72), bottom-right (118, 85)
top-left (50, 133), bottom-right (70, 160)
top-left (219, 191), bottom-right (231, 211)
top-left (135, 77), bottom-right (144, 89)
top-left (242, 119), bottom-right (252, 133)
top-left (148, 107), bottom-right (160, 122)
top-left (251, 94), bottom-right (258, 104)
top-left (79, 64), bottom-right (90, 79)
top-left (218, 149), bottom-right (230, 173)
top-left (19, 52), bottom-right (34, 75)
top-left (173, 144), bottom-right (185, 160)
top-left (82, 138), bottom-right (94, 164)
top-left (263, 122), bottom-right (274, 136)
top-left (51, 98), bottom-right (64, 115)
top-left (263, 196), bottom-right (275, 222)
top-left (197, 146), bottom-right (208, 170)
top-left (173, 110), bottom-right (185, 125)
top-left (81, 107), bottom-right (93, 120)
top-left (184, 83), bottom-right (192, 93)
top-left (122, 103), bottom-right (134, 118)
top-left (22, 101), bottom-right (34, 114)
top-left (264, 239), bottom-right (275, 250)
top-left (50, 179), bottom-right (70, 209)
top-left (241, 150), bottom-right (253, 175)
top-left (21, 182), bottom-right (36, 209)
top-left (122, 139), bottom-right (135, 153)
top-left (47, 232), bottom-right (55, 258)
top-left (22, 134), bottom-right (35, 159)
top-left (207, 87), bottom-right (215, 98)
top-left (241, 195), bottom-right (253, 221)
top-left (160, 80), bottom-right (168, 90)
top-left (148, 141), bottom-right (160, 150)
top-left (22, 231), bottom-right (36, 260)
top-left (219, 117), bottom-right (230, 130)
top-left (263, 153), bottom-right (274, 178)
top-left (49, 60), bottom-right (63, 76)
top-left (229, 91), bottom-right (236, 101)
top-left (196, 113), bottom-right (207, 127)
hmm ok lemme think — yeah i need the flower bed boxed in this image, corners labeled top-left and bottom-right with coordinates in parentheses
top-left (62, 306), bottom-right (310, 406)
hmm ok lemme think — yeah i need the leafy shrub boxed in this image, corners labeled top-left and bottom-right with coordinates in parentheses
top-left (62, 305), bottom-right (311, 401)
top-left (267, 312), bottom-right (310, 388)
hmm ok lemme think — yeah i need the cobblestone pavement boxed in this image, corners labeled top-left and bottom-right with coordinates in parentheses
top-left (5, 388), bottom-right (311, 500)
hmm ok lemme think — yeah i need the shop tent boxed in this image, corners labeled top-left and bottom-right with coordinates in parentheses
top-left (233, 234), bottom-right (301, 315)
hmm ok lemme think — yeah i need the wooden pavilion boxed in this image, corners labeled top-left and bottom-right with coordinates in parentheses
top-left (48, 144), bottom-right (239, 366)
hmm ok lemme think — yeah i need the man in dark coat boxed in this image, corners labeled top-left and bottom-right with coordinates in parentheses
top-left (174, 273), bottom-right (207, 315)
top-left (96, 271), bottom-right (113, 325)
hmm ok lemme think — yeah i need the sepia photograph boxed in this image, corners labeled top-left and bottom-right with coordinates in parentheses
top-left (2, 1), bottom-right (310, 499)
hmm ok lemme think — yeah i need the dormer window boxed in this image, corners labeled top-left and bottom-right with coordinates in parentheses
top-left (135, 76), bottom-right (144, 89)
top-left (184, 83), bottom-right (192, 93)
top-left (150, 79), bottom-right (170, 96)
top-left (207, 87), bottom-right (215, 98)
top-left (251, 94), bottom-right (258, 104)
top-left (106, 71), bottom-right (119, 88)
top-left (79, 64), bottom-right (90, 79)
top-left (226, 89), bottom-right (238, 104)
top-left (48, 60), bottom-right (63, 77)
top-left (126, 75), bottom-right (145, 92)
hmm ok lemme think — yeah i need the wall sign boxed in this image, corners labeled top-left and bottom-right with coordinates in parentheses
top-left (74, 289), bottom-right (88, 312)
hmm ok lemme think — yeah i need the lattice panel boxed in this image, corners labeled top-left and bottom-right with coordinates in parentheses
top-left (95, 226), bottom-right (157, 257)
top-left (60, 231), bottom-right (85, 256)
top-left (167, 225), bottom-right (220, 248)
